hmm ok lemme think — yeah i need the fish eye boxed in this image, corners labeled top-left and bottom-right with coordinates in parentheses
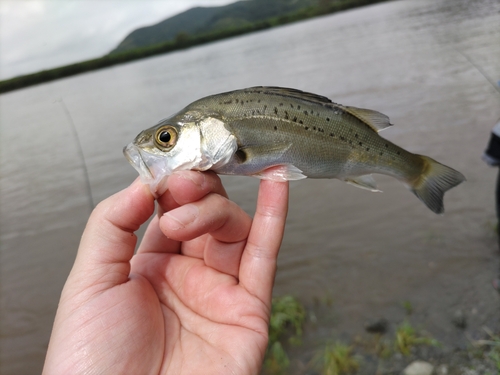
top-left (154, 125), bottom-right (177, 150)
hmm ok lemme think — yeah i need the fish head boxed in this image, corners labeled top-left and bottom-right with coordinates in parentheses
top-left (123, 116), bottom-right (204, 196)
top-left (124, 112), bottom-right (237, 196)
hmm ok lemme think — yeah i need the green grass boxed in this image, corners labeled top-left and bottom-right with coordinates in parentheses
top-left (394, 320), bottom-right (440, 356)
top-left (264, 341), bottom-right (290, 375)
top-left (402, 300), bottom-right (413, 316)
top-left (318, 342), bottom-right (359, 375)
top-left (477, 327), bottom-right (500, 371)
top-left (268, 295), bottom-right (306, 344)
top-left (264, 295), bottom-right (306, 374)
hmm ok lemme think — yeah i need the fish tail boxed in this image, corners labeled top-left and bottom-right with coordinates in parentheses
top-left (408, 155), bottom-right (465, 214)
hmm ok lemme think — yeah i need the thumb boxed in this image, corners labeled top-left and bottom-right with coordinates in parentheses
top-left (68, 179), bottom-right (155, 293)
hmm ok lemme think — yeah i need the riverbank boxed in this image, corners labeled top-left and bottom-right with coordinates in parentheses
top-left (264, 295), bottom-right (500, 375)
top-left (0, 0), bottom-right (389, 94)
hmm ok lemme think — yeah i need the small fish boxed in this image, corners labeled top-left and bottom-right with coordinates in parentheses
top-left (124, 87), bottom-right (465, 213)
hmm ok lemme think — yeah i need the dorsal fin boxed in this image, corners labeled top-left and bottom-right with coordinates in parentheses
top-left (244, 86), bottom-right (336, 106)
top-left (344, 106), bottom-right (393, 132)
top-left (228, 86), bottom-right (393, 133)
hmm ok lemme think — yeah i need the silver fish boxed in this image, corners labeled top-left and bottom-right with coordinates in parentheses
top-left (124, 87), bottom-right (465, 213)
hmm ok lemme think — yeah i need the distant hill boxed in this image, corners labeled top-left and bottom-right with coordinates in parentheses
top-left (110, 0), bottom-right (315, 54)
top-left (1, 0), bottom-right (389, 94)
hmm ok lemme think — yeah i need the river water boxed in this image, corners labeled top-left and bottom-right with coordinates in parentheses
top-left (1, 0), bottom-right (499, 373)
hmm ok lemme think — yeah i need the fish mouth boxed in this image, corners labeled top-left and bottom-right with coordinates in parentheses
top-left (123, 142), bottom-right (171, 197)
top-left (123, 143), bottom-right (154, 181)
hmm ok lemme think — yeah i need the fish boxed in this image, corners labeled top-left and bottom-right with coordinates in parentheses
top-left (124, 86), bottom-right (465, 213)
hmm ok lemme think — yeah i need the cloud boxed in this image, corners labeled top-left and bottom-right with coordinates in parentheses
top-left (0, 0), bottom-right (235, 80)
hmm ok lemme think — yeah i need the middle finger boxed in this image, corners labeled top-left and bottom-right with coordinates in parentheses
top-left (137, 170), bottom-right (228, 255)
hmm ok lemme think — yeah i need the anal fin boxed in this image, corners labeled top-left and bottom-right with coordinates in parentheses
top-left (344, 174), bottom-right (381, 192)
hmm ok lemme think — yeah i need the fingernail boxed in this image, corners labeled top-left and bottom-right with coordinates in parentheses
top-left (164, 204), bottom-right (199, 230)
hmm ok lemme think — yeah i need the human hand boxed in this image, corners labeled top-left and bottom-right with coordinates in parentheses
top-left (42, 171), bottom-right (289, 375)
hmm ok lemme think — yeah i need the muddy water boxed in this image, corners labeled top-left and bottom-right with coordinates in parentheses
top-left (1, 0), bottom-right (500, 373)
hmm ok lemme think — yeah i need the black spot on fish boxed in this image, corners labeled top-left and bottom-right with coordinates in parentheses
top-left (385, 144), bottom-right (388, 148)
top-left (313, 126), bottom-right (316, 130)
top-left (297, 105), bottom-right (301, 110)
top-left (326, 117), bottom-right (330, 121)
top-left (235, 99), bottom-right (239, 103)
top-left (359, 142), bottom-right (363, 146)
top-left (293, 116), bottom-right (297, 122)
top-left (319, 128), bottom-right (324, 133)
top-left (330, 132), bottom-right (335, 137)
top-left (224, 100), bottom-right (232, 105)
top-left (303, 110), bottom-right (308, 116)
top-left (274, 126), bottom-right (278, 130)
top-left (290, 104), bottom-right (294, 108)
top-left (397, 151), bottom-right (401, 155)
top-left (305, 126), bottom-right (309, 130)
top-left (258, 99), bottom-right (261, 103)
top-left (355, 133), bottom-right (358, 138)
top-left (284, 111), bottom-right (289, 120)
top-left (366, 147), bottom-right (370, 151)
top-left (241, 101), bottom-right (244, 106)
top-left (340, 136), bottom-right (345, 141)
top-left (252, 110), bottom-right (255, 115)
top-left (299, 120), bottom-right (303, 124)
top-left (264, 105), bottom-right (267, 111)
top-left (380, 152), bottom-right (383, 156)
top-left (274, 107), bottom-right (278, 115)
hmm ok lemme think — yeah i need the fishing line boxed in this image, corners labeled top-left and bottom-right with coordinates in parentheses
top-left (457, 49), bottom-right (500, 96)
top-left (58, 98), bottom-right (95, 213)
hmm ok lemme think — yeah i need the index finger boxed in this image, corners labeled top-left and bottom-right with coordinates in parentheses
top-left (238, 179), bottom-right (289, 306)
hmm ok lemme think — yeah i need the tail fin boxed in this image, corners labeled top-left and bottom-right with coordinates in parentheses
top-left (409, 155), bottom-right (465, 214)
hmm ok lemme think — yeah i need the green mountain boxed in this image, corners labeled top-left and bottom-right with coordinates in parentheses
top-left (111, 0), bottom-right (316, 54)
top-left (1, 0), bottom-right (388, 94)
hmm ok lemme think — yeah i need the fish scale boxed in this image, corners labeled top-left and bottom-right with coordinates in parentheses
top-left (124, 86), bottom-right (465, 213)
top-left (188, 88), bottom-right (416, 180)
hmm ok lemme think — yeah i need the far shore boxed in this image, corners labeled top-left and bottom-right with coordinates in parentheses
top-left (0, 0), bottom-right (389, 94)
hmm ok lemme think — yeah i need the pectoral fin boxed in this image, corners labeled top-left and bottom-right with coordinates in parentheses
top-left (344, 175), bottom-right (381, 192)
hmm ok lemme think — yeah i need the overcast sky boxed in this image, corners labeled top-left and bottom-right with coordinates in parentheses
top-left (0, 0), bottom-right (236, 80)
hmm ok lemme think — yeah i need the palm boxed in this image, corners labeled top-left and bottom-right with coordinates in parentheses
top-left (130, 251), bottom-right (269, 375)
top-left (43, 172), bottom-right (288, 375)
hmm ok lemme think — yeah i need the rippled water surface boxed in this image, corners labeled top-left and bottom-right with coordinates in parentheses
top-left (1, 0), bottom-right (500, 373)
